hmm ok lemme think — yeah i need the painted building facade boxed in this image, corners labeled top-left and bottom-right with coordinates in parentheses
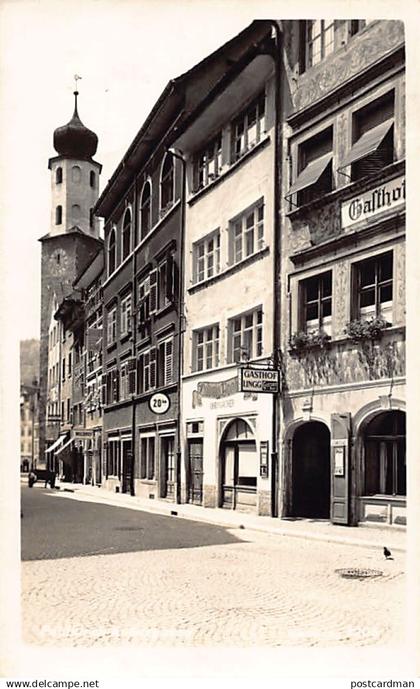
top-left (279, 20), bottom-right (406, 526)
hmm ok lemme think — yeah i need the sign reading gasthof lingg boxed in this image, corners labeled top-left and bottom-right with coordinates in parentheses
top-left (240, 367), bottom-right (279, 394)
top-left (341, 175), bottom-right (405, 229)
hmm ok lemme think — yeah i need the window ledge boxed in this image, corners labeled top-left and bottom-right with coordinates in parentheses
top-left (288, 325), bottom-right (405, 353)
top-left (188, 135), bottom-right (271, 206)
top-left (106, 342), bottom-right (117, 353)
top-left (188, 245), bottom-right (269, 294)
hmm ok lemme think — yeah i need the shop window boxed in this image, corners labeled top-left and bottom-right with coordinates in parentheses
top-left (120, 293), bottom-right (132, 337)
top-left (287, 127), bottom-right (333, 206)
top-left (352, 252), bottom-right (393, 323)
top-left (228, 307), bottom-right (263, 363)
top-left (302, 20), bottom-right (335, 71)
top-left (108, 228), bottom-right (116, 275)
top-left (193, 231), bottom-right (220, 283)
top-left (140, 436), bottom-right (155, 480)
top-left (229, 201), bottom-right (264, 264)
top-left (140, 180), bottom-right (152, 240)
top-left (122, 208), bottom-right (132, 260)
top-left (56, 167), bottom-right (63, 184)
top-left (157, 338), bottom-right (174, 386)
top-left (193, 133), bottom-right (222, 191)
top-left (299, 271), bottom-right (332, 337)
top-left (364, 411), bottom-right (406, 496)
top-left (55, 205), bottom-right (62, 225)
top-left (339, 92), bottom-right (394, 181)
top-left (192, 325), bottom-right (219, 372)
top-left (107, 439), bottom-right (121, 478)
top-left (160, 154), bottom-right (174, 214)
top-left (107, 307), bottom-right (117, 345)
top-left (231, 92), bottom-right (266, 163)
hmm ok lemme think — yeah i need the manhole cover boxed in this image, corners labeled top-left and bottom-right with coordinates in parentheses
top-left (335, 568), bottom-right (383, 579)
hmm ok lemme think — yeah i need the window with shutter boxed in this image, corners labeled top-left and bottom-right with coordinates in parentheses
top-left (128, 358), bottom-right (137, 394)
top-left (149, 270), bottom-right (158, 315)
top-left (165, 340), bottom-right (174, 384)
top-left (150, 348), bottom-right (157, 389)
top-left (166, 254), bottom-right (174, 303)
top-left (101, 373), bottom-right (107, 406)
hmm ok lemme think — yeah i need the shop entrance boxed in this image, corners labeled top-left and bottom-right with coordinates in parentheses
top-left (220, 418), bottom-right (257, 511)
top-left (121, 438), bottom-right (132, 494)
top-left (363, 411), bottom-right (406, 496)
top-left (291, 421), bottom-right (331, 519)
top-left (187, 439), bottom-right (203, 505)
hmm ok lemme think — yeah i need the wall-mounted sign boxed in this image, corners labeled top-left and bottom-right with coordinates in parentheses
top-left (192, 376), bottom-right (238, 408)
top-left (260, 441), bottom-right (269, 478)
top-left (240, 367), bottom-right (279, 394)
top-left (334, 446), bottom-right (345, 477)
top-left (341, 175), bottom-right (405, 229)
top-left (149, 392), bottom-right (170, 415)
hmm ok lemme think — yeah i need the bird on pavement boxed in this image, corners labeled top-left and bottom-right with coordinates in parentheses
top-left (383, 546), bottom-right (392, 559)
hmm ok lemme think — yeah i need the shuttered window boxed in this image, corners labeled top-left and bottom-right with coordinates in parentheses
top-left (158, 338), bottom-right (174, 386)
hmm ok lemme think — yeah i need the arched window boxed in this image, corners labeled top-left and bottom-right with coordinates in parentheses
top-left (122, 208), bottom-right (132, 260)
top-left (160, 153), bottom-right (174, 213)
top-left (55, 206), bottom-right (62, 225)
top-left (90, 171), bottom-right (95, 188)
top-left (56, 167), bottom-right (63, 184)
top-left (72, 165), bottom-right (81, 183)
top-left (140, 181), bottom-right (152, 239)
top-left (108, 227), bottom-right (116, 275)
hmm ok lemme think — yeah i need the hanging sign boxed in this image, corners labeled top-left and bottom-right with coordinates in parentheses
top-left (240, 367), bottom-right (279, 393)
top-left (149, 392), bottom-right (170, 415)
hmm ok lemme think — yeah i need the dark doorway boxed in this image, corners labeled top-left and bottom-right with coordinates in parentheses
top-left (363, 411), bottom-right (406, 496)
top-left (187, 439), bottom-right (203, 505)
top-left (121, 439), bottom-right (132, 494)
top-left (291, 421), bottom-right (331, 518)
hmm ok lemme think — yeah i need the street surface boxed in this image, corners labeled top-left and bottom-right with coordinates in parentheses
top-left (21, 485), bottom-right (405, 647)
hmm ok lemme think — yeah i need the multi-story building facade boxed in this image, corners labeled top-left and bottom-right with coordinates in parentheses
top-left (174, 24), bottom-right (278, 515)
top-left (279, 20), bottom-right (405, 526)
top-left (94, 21), bottom-right (274, 502)
top-left (73, 249), bottom-right (104, 486)
top-left (38, 92), bottom-right (102, 467)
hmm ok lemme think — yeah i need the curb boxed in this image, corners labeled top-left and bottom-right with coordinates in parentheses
top-left (65, 486), bottom-right (407, 554)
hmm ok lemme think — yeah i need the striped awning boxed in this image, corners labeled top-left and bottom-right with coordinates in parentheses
top-left (338, 120), bottom-right (393, 169)
top-left (286, 153), bottom-right (332, 198)
top-left (55, 436), bottom-right (74, 456)
top-left (45, 434), bottom-right (67, 453)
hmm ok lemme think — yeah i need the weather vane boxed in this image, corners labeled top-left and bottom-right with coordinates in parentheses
top-left (74, 74), bottom-right (82, 92)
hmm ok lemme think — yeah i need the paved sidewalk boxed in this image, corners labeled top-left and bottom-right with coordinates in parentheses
top-left (51, 481), bottom-right (406, 553)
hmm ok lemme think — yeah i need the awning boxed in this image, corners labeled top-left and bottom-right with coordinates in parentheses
top-left (45, 434), bottom-right (67, 453)
top-left (338, 119), bottom-right (393, 169)
top-left (55, 436), bottom-right (74, 456)
top-left (286, 153), bottom-right (332, 198)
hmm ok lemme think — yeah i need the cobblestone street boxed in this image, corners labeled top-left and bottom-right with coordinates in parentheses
top-left (21, 486), bottom-right (406, 648)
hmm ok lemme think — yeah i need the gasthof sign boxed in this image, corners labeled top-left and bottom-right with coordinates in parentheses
top-left (341, 175), bottom-right (405, 229)
top-left (240, 367), bottom-right (279, 394)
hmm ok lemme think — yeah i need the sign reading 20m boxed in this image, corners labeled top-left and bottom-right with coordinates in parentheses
top-left (149, 392), bottom-right (171, 415)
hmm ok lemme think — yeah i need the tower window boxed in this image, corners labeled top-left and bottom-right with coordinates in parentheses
top-left (90, 171), bottom-right (95, 188)
top-left (56, 253), bottom-right (61, 264)
top-left (72, 166), bottom-right (81, 183)
top-left (89, 208), bottom-right (93, 228)
top-left (56, 167), bottom-right (63, 184)
top-left (55, 206), bottom-right (62, 225)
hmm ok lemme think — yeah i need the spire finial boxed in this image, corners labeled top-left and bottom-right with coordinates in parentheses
top-left (73, 74), bottom-right (82, 113)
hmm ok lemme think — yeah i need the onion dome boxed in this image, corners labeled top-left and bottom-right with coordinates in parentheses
top-left (53, 91), bottom-right (98, 160)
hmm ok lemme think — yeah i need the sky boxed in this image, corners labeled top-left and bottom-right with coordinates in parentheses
top-left (0, 0), bottom-right (265, 342)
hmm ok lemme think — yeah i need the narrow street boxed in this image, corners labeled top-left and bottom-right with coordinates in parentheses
top-left (21, 485), bottom-right (405, 647)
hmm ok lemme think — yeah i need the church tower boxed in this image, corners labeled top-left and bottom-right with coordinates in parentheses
top-left (38, 90), bottom-right (103, 467)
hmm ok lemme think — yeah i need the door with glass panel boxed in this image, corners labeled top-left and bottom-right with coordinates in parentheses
top-left (161, 436), bottom-right (175, 499)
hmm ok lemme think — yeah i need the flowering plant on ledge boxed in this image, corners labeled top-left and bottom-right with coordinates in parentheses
top-left (344, 317), bottom-right (390, 343)
top-left (289, 329), bottom-right (331, 354)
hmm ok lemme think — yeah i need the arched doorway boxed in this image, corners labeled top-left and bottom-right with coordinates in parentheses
top-left (363, 411), bottom-right (406, 497)
top-left (220, 418), bottom-right (257, 511)
top-left (291, 421), bottom-right (331, 518)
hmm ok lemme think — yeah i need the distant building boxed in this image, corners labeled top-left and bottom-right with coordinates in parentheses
top-left (20, 381), bottom-right (39, 470)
